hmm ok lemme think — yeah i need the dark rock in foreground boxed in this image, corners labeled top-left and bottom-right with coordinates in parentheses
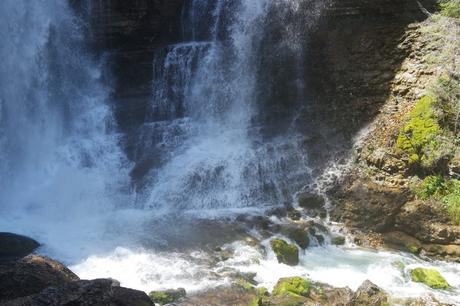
top-left (0, 232), bottom-right (40, 262)
top-left (4, 279), bottom-right (153, 306)
top-left (0, 255), bottom-right (79, 302)
top-left (0, 253), bottom-right (152, 306)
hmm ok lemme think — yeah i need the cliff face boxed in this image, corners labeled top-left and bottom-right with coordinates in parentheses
top-left (299, 0), bottom-right (436, 168)
top-left (80, 0), bottom-right (436, 180)
top-left (326, 8), bottom-right (460, 261)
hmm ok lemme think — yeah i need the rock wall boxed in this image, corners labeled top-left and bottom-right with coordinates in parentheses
top-left (299, 0), bottom-right (436, 168)
top-left (327, 10), bottom-right (460, 261)
top-left (77, 0), bottom-right (437, 177)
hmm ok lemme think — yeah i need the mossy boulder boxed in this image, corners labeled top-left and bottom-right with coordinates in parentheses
top-left (298, 192), bottom-right (325, 209)
top-left (249, 287), bottom-right (270, 306)
top-left (410, 268), bottom-right (450, 289)
top-left (271, 239), bottom-right (299, 266)
top-left (148, 288), bottom-right (186, 305)
top-left (272, 277), bottom-right (311, 298)
top-left (331, 236), bottom-right (346, 246)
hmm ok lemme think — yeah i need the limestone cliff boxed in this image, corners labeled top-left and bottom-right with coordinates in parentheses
top-left (328, 8), bottom-right (460, 261)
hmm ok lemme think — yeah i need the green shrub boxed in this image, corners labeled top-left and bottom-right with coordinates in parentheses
top-left (416, 177), bottom-right (460, 224)
top-left (439, 0), bottom-right (460, 18)
top-left (396, 96), bottom-right (443, 167)
top-left (431, 74), bottom-right (460, 132)
top-left (442, 180), bottom-right (460, 224)
top-left (415, 175), bottom-right (447, 199)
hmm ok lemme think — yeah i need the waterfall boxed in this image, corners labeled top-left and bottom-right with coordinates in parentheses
top-left (0, 0), bottom-right (131, 260)
top-left (2, 2), bottom-right (460, 304)
top-left (134, 0), bottom-right (318, 213)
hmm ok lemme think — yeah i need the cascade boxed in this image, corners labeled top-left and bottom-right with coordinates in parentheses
top-left (0, 0), bottom-right (131, 260)
top-left (135, 0), bottom-right (315, 213)
top-left (1, 1), bottom-right (459, 303)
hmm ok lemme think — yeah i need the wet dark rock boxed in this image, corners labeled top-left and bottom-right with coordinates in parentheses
top-left (0, 255), bottom-right (79, 302)
top-left (298, 192), bottom-right (325, 209)
top-left (287, 209), bottom-right (302, 221)
top-left (0, 233), bottom-right (40, 262)
top-left (282, 226), bottom-right (310, 249)
top-left (5, 278), bottom-right (153, 306)
top-left (314, 234), bottom-right (326, 245)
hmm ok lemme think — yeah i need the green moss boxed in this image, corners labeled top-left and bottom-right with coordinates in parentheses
top-left (272, 277), bottom-right (311, 298)
top-left (407, 244), bottom-right (421, 254)
top-left (396, 95), bottom-right (442, 167)
top-left (410, 268), bottom-right (450, 289)
top-left (415, 177), bottom-right (460, 224)
top-left (271, 239), bottom-right (299, 266)
top-left (439, 0), bottom-right (460, 18)
top-left (149, 288), bottom-right (186, 305)
top-left (248, 288), bottom-right (270, 306)
top-left (235, 278), bottom-right (255, 291)
top-left (331, 236), bottom-right (346, 246)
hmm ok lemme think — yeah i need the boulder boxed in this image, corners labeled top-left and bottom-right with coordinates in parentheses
top-left (329, 178), bottom-right (411, 232)
top-left (282, 226), bottom-right (310, 249)
top-left (270, 239), bottom-right (299, 266)
top-left (298, 192), bottom-right (325, 209)
top-left (352, 280), bottom-right (389, 306)
top-left (177, 284), bottom-right (258, 306)
top-left (0, 233), bottom-right (40, 261)
top-left (272, 277), bottom-right (311, 298)
top-left (395, 200), bottom-right (460, 244)
top-left (410, 268), bottom-right (450, 289)
top-left (308, 283), bottom-right (354, 306)
top-left (149, 288), bottom-right (186, 305)
top-left (0, 255), bottom-right (79, 302)
top-left (4, 278), bottom-right (153, 306)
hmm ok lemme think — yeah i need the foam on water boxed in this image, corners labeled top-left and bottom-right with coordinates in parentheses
top-left (71, 239), bottom-right (460, 304)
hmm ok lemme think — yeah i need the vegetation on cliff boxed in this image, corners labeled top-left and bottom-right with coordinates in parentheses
top-left (396, 95), bottom-right (442, 167)
top-left (329, 4), bottom-right (460, 262)
top-left (439, 0), bottom-right (460, 18)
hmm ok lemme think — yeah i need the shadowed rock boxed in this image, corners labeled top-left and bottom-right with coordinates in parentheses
top-left (0, 233), bottom-right (40, 262)
top-left (0, 255), bottom-right (79, 302)
top-left (4, 279), bottom-right (153, 306)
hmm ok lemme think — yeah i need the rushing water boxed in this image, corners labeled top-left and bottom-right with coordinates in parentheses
top-left (0, 0), bottom-right (459, 304)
